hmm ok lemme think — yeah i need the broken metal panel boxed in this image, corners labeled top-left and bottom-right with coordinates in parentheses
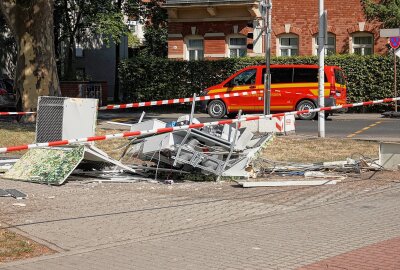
top-left (5, 189), bottom-right (27, 199)
top-left (83, 146), bottom-right (137, 174)
top-left (129, 119), bottom-right (166, 132)
top-left (0, 189), bottom-right (10, 197)
top-left (3, 146), bottom-right (84, 185)
top-left (36, 96), bottom-right (98, 143)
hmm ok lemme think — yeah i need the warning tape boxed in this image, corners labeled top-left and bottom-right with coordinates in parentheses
top-left (0, 97), bottom-right (399, 154)
top-left (99, 90), bottom-right (266, 110)
top-left (0, 90), bottom-right (264, 115)
top-left (0, 112), bottom-right (36, 116)
top-left (0, 89), bottom-right (325, 114)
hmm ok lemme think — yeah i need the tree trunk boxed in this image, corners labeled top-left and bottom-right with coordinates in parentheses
top-left (0, 0), bottom-right (61, 114)
top-left (114, 0), bottom-right (122, 103)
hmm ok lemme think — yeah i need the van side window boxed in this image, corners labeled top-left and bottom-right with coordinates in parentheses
top-left (262, 68), bottom-right (293, 84)
top-left (226, 69), bottom-right (257, 87)
top-left (293, 68), bottom-right (318, 82)
top-left (293, 68), bottom-right (328, 82)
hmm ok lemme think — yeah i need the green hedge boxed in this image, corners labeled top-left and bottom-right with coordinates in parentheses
top-left (119, 54), bottom-right (399, 111)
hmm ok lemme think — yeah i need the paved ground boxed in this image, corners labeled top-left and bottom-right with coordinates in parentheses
top-left (1, 170), bottom-right (400, 269)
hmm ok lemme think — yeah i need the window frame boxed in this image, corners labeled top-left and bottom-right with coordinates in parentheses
top-left (277, 34), bottom-right (299, 57)
top-left (351, 32), bottom-right (374, 55)
top-left (313, 33), bottom-right (336, 56)
top-left (227, 34), bottom-right (247, 58)
top-left (185, 35), bottom-right (204, 61)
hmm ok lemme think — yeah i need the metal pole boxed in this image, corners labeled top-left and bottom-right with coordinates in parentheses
top-left (395, 51), bottom-right (398, 112)
top-left (318, 0), bottom-right (325, 137)
top-left (264, 0), bottom-right (272, 115)
top-left (189, 93), bottom-right (197, 124)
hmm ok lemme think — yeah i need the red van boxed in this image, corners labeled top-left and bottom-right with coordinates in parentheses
top-left (201, 64), bottom-right (347, 120)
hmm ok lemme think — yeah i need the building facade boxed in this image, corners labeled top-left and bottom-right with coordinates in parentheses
top-left (165, 0), bottom-right (387, 60)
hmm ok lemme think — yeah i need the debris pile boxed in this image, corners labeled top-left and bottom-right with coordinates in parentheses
top-left (124, 118), bottom-right (272, 179)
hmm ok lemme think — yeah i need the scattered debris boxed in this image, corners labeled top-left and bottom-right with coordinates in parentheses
top-left (125, 116), bottom-right (273, 179)
top-left (12, 203), bottom-right (26, 207)
top-left (4, 189), bottom-right (26, 199)
top-left (238, 180), bottom-right (339, 188)
top-left (382, 111), bottom-right (400, 118)
top-left (0, 189), bottom-right (26, 199)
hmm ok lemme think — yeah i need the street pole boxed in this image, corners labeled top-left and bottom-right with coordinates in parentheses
top-left (263, 0), bottom-right (272, 115)
top-left (317, 0), bottom-right (325, 137)
top-left (395, 50), bottom-right (398, 112)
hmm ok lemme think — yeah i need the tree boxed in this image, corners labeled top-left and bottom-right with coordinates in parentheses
top-left (53, 0), bottom-right (128, 81)
top-left (125, 0), bottom-right (168, 57)
top-left (0, 14), bottom-right (16, 78)
top-left (0, 0), bottom-right (61, 113)
top-left (361, 0), bottom-right (400, 28)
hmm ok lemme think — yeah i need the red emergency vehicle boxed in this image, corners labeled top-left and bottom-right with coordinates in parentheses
top-left (201, 64), bottom-right (347, 120)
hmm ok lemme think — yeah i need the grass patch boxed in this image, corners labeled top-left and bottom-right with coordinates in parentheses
top-left (0, 229), bottom-right (54, 263)
top-left (264, 136), bottom-right (379, 163)
top-left (0, 122), bottom-right (35, 156)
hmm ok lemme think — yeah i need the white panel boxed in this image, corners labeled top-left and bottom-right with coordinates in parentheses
top-left (62, 98), bottom-right (98, 141)
top-left (379, 142), bottom-right (400, 170)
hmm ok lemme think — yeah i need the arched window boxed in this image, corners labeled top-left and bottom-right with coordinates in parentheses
top-left (351, 32), bottom-right (374, 55)
top-left (313, 33), bottom-right (336, 55)
top-left (185, 35), bottom-right (204, 61)
top-left (227, 34), bottom-right (247, 58)
top-left (277, 34), bottom-right (299, 56)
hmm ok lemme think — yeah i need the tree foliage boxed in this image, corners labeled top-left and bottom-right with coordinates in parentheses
top-left (361, 0), bottom-right (400, 28)
top-left (125, 0), bottom-right (168, 57)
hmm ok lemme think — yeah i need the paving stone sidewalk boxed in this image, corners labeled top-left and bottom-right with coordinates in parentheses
top-left (1, 173), bottom-right (400, 269)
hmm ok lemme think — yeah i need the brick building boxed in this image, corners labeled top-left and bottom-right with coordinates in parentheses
top-left (165, 0), bottom-right (387, 60)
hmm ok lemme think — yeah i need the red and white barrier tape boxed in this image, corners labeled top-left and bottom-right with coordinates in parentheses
top-left (0, 89), bottom-right (325, 115)
top-left (99, 90), bottom-right (266, 110)
top-left (1, 97), bottom-right (399, 154)
top-left (0, 112), bottom-right (36, 116)
top-left (0, 90), bottom-right (265, 114)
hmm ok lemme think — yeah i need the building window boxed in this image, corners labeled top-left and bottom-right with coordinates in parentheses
top-left (76, 68), bottom-right (86, 80)
top-left (186, 38), bottom-right (204, 61)
top-left (351, 32), bottom-right (374, 55)
top-left (127, 20), bottom-right (138, 33)
top-left (229, 36), bottom-right (247, 58)
top-left (314, 33), bottom-right (336, 55)
top-left (75, 43), bottom-right (84, 58)
top-left (278, 34), bottom-right (299, 56)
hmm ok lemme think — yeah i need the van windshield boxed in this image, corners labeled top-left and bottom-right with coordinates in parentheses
top-left (334, 69), bottom-right (346, 85)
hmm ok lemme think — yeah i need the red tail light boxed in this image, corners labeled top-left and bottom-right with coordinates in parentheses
top-left (0, 88), bottom-right (7, 95)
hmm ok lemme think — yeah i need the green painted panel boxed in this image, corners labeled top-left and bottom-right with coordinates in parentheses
top-left (3, 146), bottom-right (84, 185)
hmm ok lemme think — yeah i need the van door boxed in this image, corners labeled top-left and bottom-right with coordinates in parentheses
top-left (223, 68), bottom-right (258, 112)
top-left (334, 68), bottom-right (347, 105)
top-left (257, 67), bottom-right (294, 112)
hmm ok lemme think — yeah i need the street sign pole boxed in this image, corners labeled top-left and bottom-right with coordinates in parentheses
top-left (263, 0), bottom-right (272, 115)
top-left (318, 0), bottom-right (326, 137)
top-left (382, 32), bottom-right (400, 113)
top-left (395, 50), bottom-right (398, 112)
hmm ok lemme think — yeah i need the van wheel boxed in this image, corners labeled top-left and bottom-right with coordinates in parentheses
top-left (208, 100), bottom-right (226, 118)
top-left (296, 100), bottom-right (317, 120)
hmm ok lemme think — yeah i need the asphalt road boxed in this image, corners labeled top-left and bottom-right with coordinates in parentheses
top-left (98, 111), bottom-right (400, 142)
